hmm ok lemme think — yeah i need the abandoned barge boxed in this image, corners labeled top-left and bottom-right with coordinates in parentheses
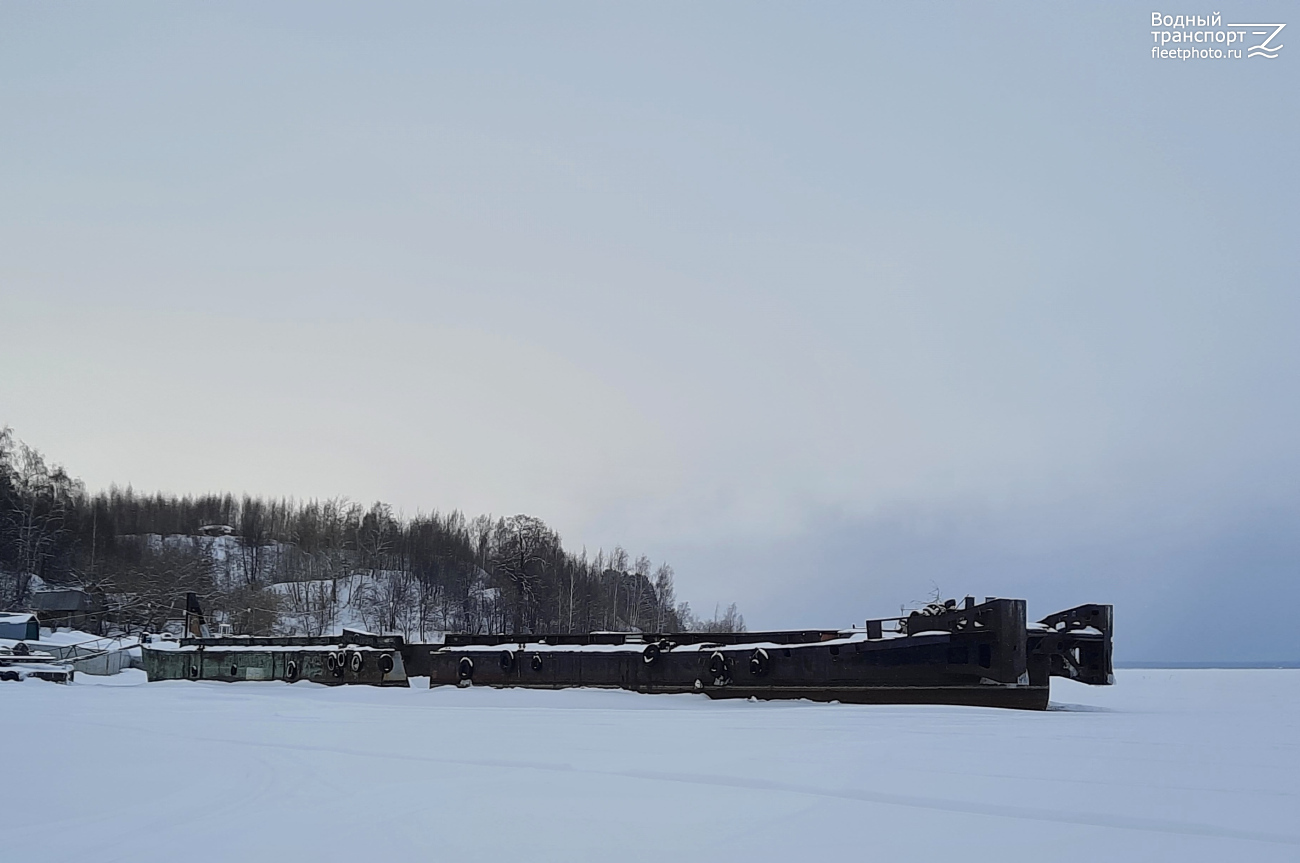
top-left (142, 597), bottom-right (1112, 710)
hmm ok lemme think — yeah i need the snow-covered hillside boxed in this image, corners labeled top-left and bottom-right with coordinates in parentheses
top-left (130, 533), bottom-right (296, 588)
top-left (105, 534), bottom-right (499, 639)
top-left (4, 670), bottom-right (1297, 861)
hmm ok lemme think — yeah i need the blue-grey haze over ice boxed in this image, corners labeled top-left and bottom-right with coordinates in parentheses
top-left (1, 2), bottom-right (1296, 661)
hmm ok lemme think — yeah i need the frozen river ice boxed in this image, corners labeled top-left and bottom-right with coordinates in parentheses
top-left (4, 669), bottom-right (1297, 861)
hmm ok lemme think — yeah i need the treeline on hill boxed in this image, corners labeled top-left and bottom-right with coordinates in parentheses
top-left (0, 428), bottom-right (743, 638)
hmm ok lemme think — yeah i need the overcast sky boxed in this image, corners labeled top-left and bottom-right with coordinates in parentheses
top-left (2, 3), bottom-right (1296, 660)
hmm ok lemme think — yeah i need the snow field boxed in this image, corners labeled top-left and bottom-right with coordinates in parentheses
top-left (3, 669), bottom-right (1297, 862)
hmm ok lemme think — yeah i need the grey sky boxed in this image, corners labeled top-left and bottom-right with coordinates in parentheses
top-left (2, 3), bottom-right (1296, 659)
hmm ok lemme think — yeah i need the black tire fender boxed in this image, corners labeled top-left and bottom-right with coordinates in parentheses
top-left (642, 643), bottom-right (661, 665)
top-left (458, 656), bottom-right (474, 680)
top-left (499, 649), bottom-right (515, 671)
top-left (530, 653), bottom-right (544, 672)
top-left (749, 648), bottom-right (770, 676)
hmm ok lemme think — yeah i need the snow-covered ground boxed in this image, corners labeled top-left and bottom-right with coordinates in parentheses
top-left (3, 670), bottom-right (1297, 861)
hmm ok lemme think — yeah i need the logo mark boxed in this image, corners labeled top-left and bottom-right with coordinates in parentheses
top-left (1227, 22), bottom-right (1285, 58)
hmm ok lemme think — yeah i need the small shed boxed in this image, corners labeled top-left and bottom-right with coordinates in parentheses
top-left (0, 612), bottom-right (40, 641)
top-left (30, 589), bottom-right (104, 633)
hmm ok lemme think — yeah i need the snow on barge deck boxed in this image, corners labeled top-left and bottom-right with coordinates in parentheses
top-left (141, 597), bottom-right (1112, 709)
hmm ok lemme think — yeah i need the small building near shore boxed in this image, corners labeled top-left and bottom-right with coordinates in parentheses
top-left (29, 589), bottom-right (104, 633)
top-left (0, 612), bottom-right (40, 641)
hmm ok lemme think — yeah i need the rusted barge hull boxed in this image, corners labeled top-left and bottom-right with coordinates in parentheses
top-left (142, 629), bottom-right (410, 687)
top-left (416, 598), bottom-right (1113, 710)
top-left (140, 598), bottom-right (1112, 710)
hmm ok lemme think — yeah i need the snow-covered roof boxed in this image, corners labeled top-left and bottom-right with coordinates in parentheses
top-left (0, 612), bottom-right (35, 624)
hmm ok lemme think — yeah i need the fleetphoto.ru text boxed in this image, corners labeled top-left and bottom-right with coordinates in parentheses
top-left (1151, 11), bottom-right (1285, 60)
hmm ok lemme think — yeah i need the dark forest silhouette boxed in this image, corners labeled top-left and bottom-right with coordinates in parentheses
top-left (0, 427), bottom-right (743, 638)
